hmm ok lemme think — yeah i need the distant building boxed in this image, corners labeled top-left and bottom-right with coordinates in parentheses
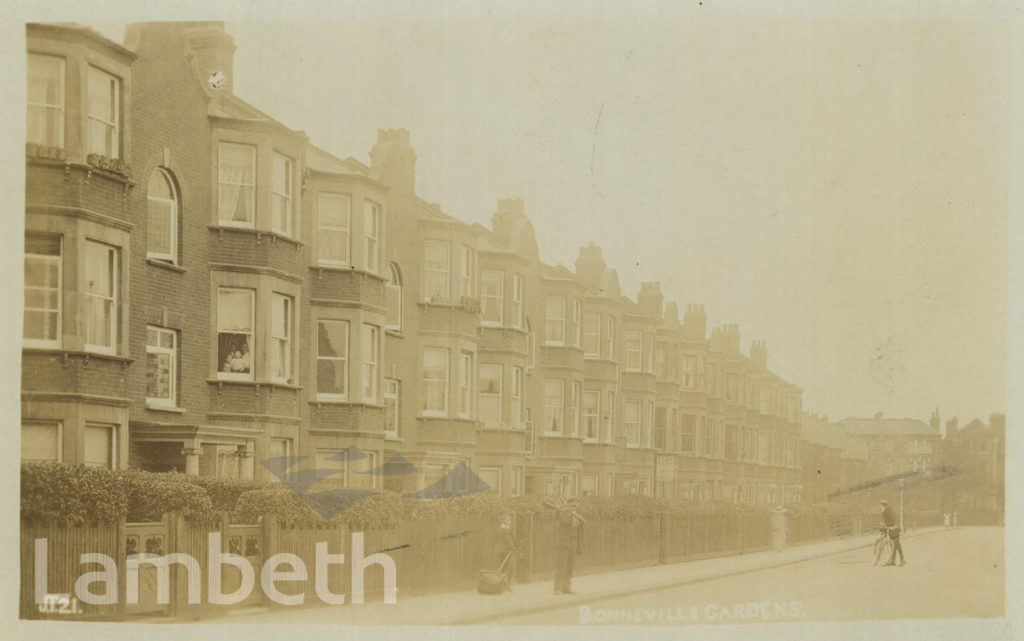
top-left (841, 414), bottom-right (941, 481)
top-left (939, 414), bottom-right (1004, 522)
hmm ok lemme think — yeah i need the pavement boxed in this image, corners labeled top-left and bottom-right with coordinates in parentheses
top-left (213, 524), bottom-right (968, 626)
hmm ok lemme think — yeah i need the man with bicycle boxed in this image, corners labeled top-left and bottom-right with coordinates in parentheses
top-left (879, 499), bottom-right (905, 566)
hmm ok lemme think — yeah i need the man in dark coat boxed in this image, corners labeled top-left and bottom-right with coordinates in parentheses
top-left (553, 497), bottom-right (583, 594)
top-left (880, 499), bottom-right (905, 566)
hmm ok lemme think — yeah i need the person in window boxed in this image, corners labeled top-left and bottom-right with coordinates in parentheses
top-left (879, 499), bottom-right (905, 566)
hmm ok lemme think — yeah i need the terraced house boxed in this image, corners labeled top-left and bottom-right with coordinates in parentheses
top-left (21, 21), bottom-right (805, 503)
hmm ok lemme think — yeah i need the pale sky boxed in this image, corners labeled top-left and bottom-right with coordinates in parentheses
top-left (88, 13), bottom-right (1009, 426)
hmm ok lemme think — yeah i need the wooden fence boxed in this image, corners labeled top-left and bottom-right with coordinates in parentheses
top-left (22, 509), bottom-right (861, 621)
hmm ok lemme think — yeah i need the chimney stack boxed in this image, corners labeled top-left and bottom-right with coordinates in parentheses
top-left (682, 304), bottom-right (706, 341)
top-left (750, 340), bottom-right (768, 372)
top-left (637, 282), bottom-right (663, 321)
top-left (369, 128), bottom-right (417, 195)
top-left (574, 242), bottom-right (607, 291)
top-left (183, 22), bottom-right (237, 92)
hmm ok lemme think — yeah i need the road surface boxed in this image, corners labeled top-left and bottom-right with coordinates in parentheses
top-left (496, 526), bottom-right (1003, 624)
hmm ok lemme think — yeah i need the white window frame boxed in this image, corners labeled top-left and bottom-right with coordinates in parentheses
top-left (511, 365), bottom-right (523, 429)
top-left (511, 274), bottom-right (524, 328)
top-left (583, 390), bottom-right (600, 441)
top-left (27, 53), bottom-right (65, 148)
top-left (460, 246), bottom-right (474, 298)
top-left (543, 379), bottom-right (565, 435)
top-left (459, 351), bottom-right (473, 418)
top-left (146, 168), bottom-right (179, 263)
top-left (362, 323), bottom-right (380, 402)
top-left (571, 381), bottom-right (582, 436)
top-left (605, 391), bottom-right (615, 443)
top-left (625, 400), bottom-right (641, 446)
top-left (385, 262), bottom-right (403, 331)
top-left (422, 347), bottom-right (449, 416)
top-left (423, 240), bottom-right (451, 302)
top-left (217, 287), bottom-right (255, 381)
top-left (83, 240), bottom-right (119, 355)
top-left (481, 269), bottom-right (504, 326)
top-left (478, 363), bottom-right (502, 428)
top-left (644, 400), bottom-right (654, 447)
top-left (23, 234), bottom-right (62, 349)
top-left (272, 152), bottom-right (293, 237)
top-left (606, 316), bottom-right (616, 361)
top-left (218, 142), bottom-right (256, 227)
top-left (316, 319), bottom-right (349, 400)
top-left (644, 333), bottom-right (654, 372)
top-left (573, 300), bottom-right (583, 348)
top-left (545, 295), bottom-right (565, 346)
top-left (86, 66), bottom-right (120, 158)
top-left (146, 326), bottom-right (178, 407)
top-left (317, 192), bottom-right (351, 266)
top-left (625, 330), bottom-right (642, 372)
top-left (270, 293), bottom-right (293, 384)
top-left (384, 378), bottom-right (400, 438)
top-left (364, 199), bottom-right (381, 274)
top-left (582, 312), bottom-right (600, 358)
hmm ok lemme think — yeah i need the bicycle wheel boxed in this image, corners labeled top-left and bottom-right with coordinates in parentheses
top-left (873, 537), bottom-right (884, 565)
top-left (877, 538), bottom-right (894, 565)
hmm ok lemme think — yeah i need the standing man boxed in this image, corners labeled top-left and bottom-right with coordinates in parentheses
top-left (552, 497), bottom-right (584, 594)
top-left (880, 499), bottom-right (905, 566)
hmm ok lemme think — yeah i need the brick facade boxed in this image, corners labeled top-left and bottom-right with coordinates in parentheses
top-left (22, 22), bottom-right (806, 503)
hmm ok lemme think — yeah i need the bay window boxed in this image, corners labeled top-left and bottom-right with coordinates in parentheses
top-left (22, 421), bottom-right (62, 463)
top-left (511, 274), bottom-right (524, 328)
top-left (362, 324), bottom-right (380, 402)
top-left (272, 153), bottom-right (293, 236)
top-left (573, 300), bottom-right (583, 347)
top-left (270, 294), bottom-right (293, 383)
top-left (385, 263), bottom-right (403, 330)
top-left (582, 313), bottom-right (600, 358)
top-left (511, 366), bottom-right (523, 428)
top-left (459, 246), bottom-right (474, 298)
top-left (217, 287), bottom-right (254, 380)
top-left (423, 241), bottom-right (450, 302)
top-left (606, 316), bottom-right (616, 361)
top-left (625, 400), bottom-right (641, 446)
top-left (316, 319), bottom-right (349, 399)
top-left (318, 193), bottom-right (351, 265)
top-left (84, 240), bottom-right (119, 354)
top-left (481, 269), bottom-right (504, 325)
top-left (218, 142), bottom-right (256, 226)
top-left (478, 364), bottom-right (502, 428)
top-left (571, 381), bottom-right (582, 436)
top-left (544, 379), bottom-right (564, 434)
top-left (87, 66), bottom-right (120, 158)
top-left (422, 348), bottom-right (449, 415)
top-left (27, 53), bottom-right (64, 148)
top-left (24, 234), bottom-right (61, 348)
top-left (625, 330), bottom-right (642, 371)
top-left (459, 351), bottom-right (473, 418)
top-left (545, 295), bottom-right (565, 345)
top-left (83, 423), bottom-right (115, 469)
top-left (364, 200), bottom-right (381, 273)
top-left (583, 391), bottom-right (600, 440)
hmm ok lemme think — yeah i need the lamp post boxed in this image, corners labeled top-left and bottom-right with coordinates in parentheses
top-left (899, 477), bottom-right (905, 532)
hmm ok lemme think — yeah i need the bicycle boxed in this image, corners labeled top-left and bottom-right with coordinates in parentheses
top-left (873, 526), bottom-right (896, 566)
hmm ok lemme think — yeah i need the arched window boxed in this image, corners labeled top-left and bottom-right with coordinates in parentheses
top-left (147, 168), bottom-right (179, 264)
top-left (385, 262), bottom-right (402, 331)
